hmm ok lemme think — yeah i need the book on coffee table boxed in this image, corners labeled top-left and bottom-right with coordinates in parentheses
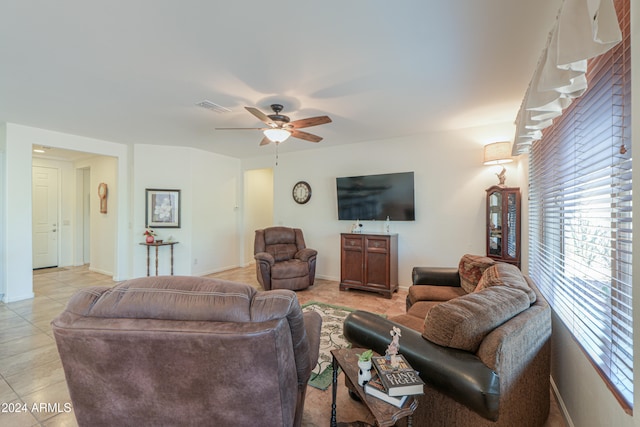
top-left (372, 355), bottom-right (424, 396)
top-left (364, 373), bottom-right (409, 408)
top-left (371, 355), bottom-right (413, 373)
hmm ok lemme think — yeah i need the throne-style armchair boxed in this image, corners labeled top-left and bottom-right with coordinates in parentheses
top-left (52, 276), bottom-right (321, 427)
top-left (254, 226), bottom-right (317, 291)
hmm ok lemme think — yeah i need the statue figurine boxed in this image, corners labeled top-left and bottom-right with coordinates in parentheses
top-left (496, 167), bottom-right (507, 185)
top-left (385, 326), bottom-right (402, 368)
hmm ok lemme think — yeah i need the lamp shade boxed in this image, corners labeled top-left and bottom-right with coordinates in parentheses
top-left (264, 128), bottom-right (291, 143)
top-left (483, 142), bottom-right (514, 165)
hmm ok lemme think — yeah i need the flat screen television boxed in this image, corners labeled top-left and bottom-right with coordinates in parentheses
top-left (336, 171), bottom-right (415, 221)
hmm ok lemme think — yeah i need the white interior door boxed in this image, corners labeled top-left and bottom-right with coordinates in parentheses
top-left (83, 168), bottom-right (90, 264)
top-left (32, 166), bottom-right (59, 269)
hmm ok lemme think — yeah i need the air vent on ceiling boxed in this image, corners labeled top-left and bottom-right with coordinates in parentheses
top-left (196, 100), bottom-right (232, 113)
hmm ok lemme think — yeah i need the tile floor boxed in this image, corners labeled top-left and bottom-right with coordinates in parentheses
top-left (0, 265), bottom-right (566, 426)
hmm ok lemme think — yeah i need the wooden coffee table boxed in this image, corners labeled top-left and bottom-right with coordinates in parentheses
top-left (330, 348), bottom-right (418, 427)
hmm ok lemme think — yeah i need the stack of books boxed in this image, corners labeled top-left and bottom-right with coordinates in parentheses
top-left (363, 354), bottom-right (424, 408)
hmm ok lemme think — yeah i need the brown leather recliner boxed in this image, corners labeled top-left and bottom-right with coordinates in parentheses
top-left (254, 226), bottom-right (317, 291)
top-left (51, 276), bottom-right (322, 427)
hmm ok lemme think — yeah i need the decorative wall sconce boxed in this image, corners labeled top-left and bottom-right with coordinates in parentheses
top-left (483, 142), bottom-right (513, 185)
top-left (98, 183), bottom-right (108, 214)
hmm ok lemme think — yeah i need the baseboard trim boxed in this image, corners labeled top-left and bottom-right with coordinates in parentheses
top-left (315, 273), bottom-right (339, 282)
top-left (550, 376), bottom-right (574, 427)
top-left (195, 264), bottom-right (246, 277)
top-left (88, 266), bottom-right (112, 276)
top-left (2, 291), bottom-right (35, 303)
top-left (314, 274), bottom-right (410, 293)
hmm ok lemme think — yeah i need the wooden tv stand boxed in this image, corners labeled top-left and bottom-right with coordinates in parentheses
top-left (340, 233), bottom-right (398, 299)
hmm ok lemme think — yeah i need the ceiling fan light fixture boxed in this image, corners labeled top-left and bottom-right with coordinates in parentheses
top-left (264, 128), bottom-right (291, 143)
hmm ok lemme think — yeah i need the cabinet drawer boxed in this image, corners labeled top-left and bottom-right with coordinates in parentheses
top-left (366, 236), bottom-right (389, 252)
top-left (342, 235), bottom-right (363, 249)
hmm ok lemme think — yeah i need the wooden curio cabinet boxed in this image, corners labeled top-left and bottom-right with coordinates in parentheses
top-left (486, 186), bottom-right (521, 267)
top-left (340, 233), bottom-right (398, 299)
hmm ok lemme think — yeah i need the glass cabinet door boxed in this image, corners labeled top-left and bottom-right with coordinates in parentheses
top-left (488, 191), bottom-right (502, 256)
top-left (506, 192), bottom-right (518, 259)
top-left (486, 186), bottom-right (520, 267)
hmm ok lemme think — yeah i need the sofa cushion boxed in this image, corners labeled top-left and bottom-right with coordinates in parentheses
top-left (263, 227), bottom-right (300, 261)
top-left (476, 263), bottom-right (537, 303)
top-left (408, 284), bottom-right (467, 306)
top-left (422, 286), bottom-right (531, 352)
top-left (407, 300), bottom-right (441, 319)
top-left (268, 243), bottom-right (299, 262)
top-left (389, 313), bottom-right (426, 331)
top-left (458, 254), bottom-right (495, 293)
top-left (271, 259), bottom-right (309, 279)
top-left (77, 276), bottom-right (257, 322)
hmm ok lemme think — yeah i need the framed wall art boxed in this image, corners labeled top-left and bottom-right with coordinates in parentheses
top-left (145, 189), bottom-right (181, 228)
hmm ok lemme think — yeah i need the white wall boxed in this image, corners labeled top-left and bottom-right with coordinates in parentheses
top-left (0, 124), bottom-right (6, 300)
top-left (73, 156), bottom-right (118, 275)
top-left (3, 125), bottom-right (36, 301)
top-left (242, 125), bottom-right (521, 286)
top-left (132, 144), bottom-right (241, 277)
top-left (133, 145), bottom-right (192, 276)
top-left (189, 148), bottom-right (241, 276)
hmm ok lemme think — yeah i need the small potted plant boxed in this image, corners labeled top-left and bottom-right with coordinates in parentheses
top-left (143, 228), bottom-right (157, 243)
top-left (357, 349), bottom-right (374, 386)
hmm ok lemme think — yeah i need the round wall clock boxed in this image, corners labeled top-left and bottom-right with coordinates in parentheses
top-left (292, 181), bottom-right (312, 204)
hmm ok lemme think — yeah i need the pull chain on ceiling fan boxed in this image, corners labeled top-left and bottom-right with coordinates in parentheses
top-left (216, 104), bottom-right (332, 146)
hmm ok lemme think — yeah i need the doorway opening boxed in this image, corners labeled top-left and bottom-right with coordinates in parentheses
top-left (31, 147), bottom-right (116, 275)
top-left (243, 168), bottom-right (274, 265)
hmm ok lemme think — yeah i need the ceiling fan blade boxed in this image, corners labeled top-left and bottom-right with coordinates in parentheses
top-left (259, 136), bottom-right (272, 146)
top-left (215, 127), bottom-right (265, 130)
top-left (288, 116), bottom-right (332, 129)
top-left (291, 129), bottom-right (323, 143)
top-left (245, 107), bottom-right (275, 126)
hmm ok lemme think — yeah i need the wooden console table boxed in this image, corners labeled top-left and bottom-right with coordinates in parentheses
top-left (139, 241), bottom-right (179, 276)
top-left (331, 348), bottom-right (417, 427)
top-left (340, 233), bottom-right (399, 299)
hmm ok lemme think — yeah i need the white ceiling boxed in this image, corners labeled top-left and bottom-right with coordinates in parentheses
top-left (0, 1), bottom-right (561, 159)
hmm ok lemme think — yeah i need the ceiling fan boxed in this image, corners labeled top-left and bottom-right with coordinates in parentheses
top-left (216, 104), bottom-right (332, 146)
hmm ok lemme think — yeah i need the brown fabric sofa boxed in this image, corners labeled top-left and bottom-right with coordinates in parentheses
top-left (51, 276), bottom-right (322, 427)
top-left (344, 255), bottom-right (551, 427)
top-left (254, 226), bottom-right (317, 291)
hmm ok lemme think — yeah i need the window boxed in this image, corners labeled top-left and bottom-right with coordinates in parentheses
top-left (528, 0), bottom-right (632, 410)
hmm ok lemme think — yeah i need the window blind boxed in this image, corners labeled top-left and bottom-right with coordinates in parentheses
top-left (528, 0), bottom-right (632, 410)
